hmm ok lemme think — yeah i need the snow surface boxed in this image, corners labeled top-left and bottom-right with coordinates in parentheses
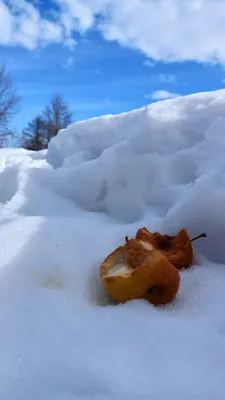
top-left (1, 89), bottom-right (225, 398)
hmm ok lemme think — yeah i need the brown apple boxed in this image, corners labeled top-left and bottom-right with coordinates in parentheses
top-left (136, 227), bottom-right (194, 270)
top-left (100, 238), bottom-right (180, 306)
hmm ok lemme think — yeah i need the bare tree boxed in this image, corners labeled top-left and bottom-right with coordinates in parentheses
top-left (42, 93), bottom-right (72, 142)
top-left (0, 64), bottom-right (20, 145)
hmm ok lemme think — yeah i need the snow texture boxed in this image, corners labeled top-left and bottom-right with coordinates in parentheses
top-left (1, 89), bottom-right (225, 398)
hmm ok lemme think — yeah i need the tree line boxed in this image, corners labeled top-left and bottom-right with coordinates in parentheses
top-left (0, 64), bottom-right (73, 150)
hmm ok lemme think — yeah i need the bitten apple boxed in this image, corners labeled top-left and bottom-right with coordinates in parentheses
top-left (136, 227), bottom-right (193, 270)
top-left (100, 238), bottom-right (180, 306)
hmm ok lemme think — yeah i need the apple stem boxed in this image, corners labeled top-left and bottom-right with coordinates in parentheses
top-left (125, 236), bottom-right (128, 243)
top-left (191, 233), bottom-right (207, 242)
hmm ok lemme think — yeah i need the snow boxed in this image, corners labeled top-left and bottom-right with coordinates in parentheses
top-left (1, 89), bottom-right (225, 398)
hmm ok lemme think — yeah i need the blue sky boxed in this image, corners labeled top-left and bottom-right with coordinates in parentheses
top-left (1, 0), bottom-right (225, 132)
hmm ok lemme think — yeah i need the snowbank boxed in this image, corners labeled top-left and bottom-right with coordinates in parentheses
top-left (1, 89), bottom-right (225, 398)
top-left (47, 89), bottom-right (225, 263)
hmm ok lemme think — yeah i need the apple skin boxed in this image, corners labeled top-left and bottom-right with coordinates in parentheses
top-left (100, 239), bottom-right (180, 306)
top-left (136, 228), bottom-right (193, 271)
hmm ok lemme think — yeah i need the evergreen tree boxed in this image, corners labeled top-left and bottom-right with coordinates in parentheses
top-left (22, 116), bottom-right (46, 151)
top-left (21, 94), bottom-right (73, 151)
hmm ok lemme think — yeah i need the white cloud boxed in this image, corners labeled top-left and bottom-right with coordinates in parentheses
top-left (0, 0), bottom-right (62, 49)
top-left (2, 0), bottom-right (225, 66)
top-left (145, 90), bottom-right (181, 101)
top-left (58, 0), bottom-right (95, 34)
top-left (55, 0), bottom-right (225, 65)
top-left (95, 0), bottom-right (225, 65)
top-left (0, 1), bottom-right (13, 45)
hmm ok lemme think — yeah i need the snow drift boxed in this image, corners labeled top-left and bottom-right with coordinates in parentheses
top-left (0, 89), bottom-right (225, 399)
top-left (47, 89), bottom-right (225, 263)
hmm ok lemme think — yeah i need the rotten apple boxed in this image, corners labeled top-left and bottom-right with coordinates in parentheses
top-left (100, 238), bottom-right (180, 306)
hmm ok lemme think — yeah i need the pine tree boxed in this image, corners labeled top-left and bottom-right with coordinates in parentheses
top-left (21, 94), bottom-right (73, 151)
top-left (22, 116), bottom-right (46, 151)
